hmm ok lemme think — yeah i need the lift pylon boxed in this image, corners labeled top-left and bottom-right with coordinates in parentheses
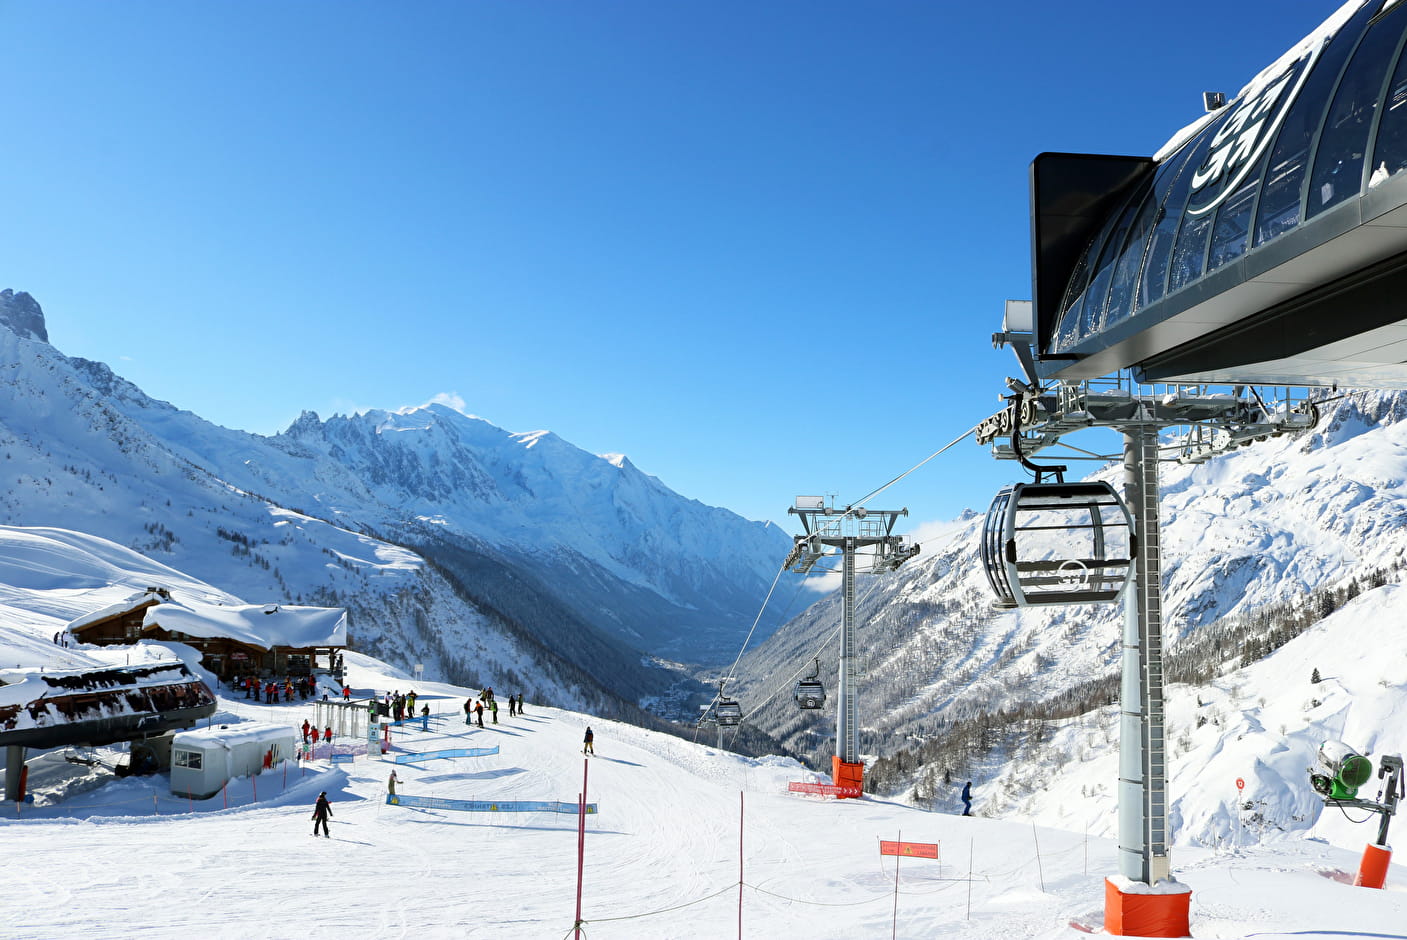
top-left (786, 499), bottom-right (920, 798)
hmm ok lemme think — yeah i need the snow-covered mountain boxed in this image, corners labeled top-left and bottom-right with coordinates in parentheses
top-left (729, 390), bottom-right (1407, 823)
top-left (0, 288), bottom-right (790, 716)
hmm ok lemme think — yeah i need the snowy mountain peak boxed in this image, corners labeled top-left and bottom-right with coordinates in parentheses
top-left (0, 289), bottom-right (48, 343)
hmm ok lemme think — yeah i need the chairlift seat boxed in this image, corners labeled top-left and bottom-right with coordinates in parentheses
top-left (981, 481), bottom-right (1134, 608)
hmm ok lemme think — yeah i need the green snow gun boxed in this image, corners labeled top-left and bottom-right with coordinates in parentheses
top-left (1308, 740), bottom-right (1404, 846)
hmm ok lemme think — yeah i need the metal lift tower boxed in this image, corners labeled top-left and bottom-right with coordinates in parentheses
top-left (784, 498), bottom-right (920, 797)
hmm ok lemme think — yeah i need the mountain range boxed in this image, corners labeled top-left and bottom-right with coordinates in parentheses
top-left (0, 288), bottom-right (790, 720)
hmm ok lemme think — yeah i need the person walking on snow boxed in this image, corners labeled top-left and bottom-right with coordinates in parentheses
top-left (312, 791), bottom-right (333, 837)
top-left (583, 727), bottom-right (594, 755)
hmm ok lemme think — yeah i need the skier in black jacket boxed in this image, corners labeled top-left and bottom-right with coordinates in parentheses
top-left (312, 791), bottom-right (333, 837)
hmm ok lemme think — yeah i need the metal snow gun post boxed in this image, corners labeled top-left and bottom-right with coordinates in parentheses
top-left (1309, 741), bottom-right (1404, 889)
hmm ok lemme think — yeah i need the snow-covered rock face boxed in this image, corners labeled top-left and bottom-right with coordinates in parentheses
top-left (0, 289), bottom-right (48, 343)
top-left (0, 289), bottom-right (787, 715)
top-left (733, 389), bottom-right (1407, 837)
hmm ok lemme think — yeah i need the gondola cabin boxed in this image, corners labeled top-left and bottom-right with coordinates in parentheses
top-left (794, 677), bottom-right (825, 710)
top-left (715, 698), bottom-right (742, 727)
top-left (794, 658), bottom-right (826, 710)
top-left (981, 481), bottom-right (1134, 609)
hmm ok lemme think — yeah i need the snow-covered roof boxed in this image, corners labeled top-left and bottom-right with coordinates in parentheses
top-left (142, 599), bottom-right (346, 650)
top-left (65, 587), bottom-right (171, 632)
top-left (172, 721), bottom-right (297, 749)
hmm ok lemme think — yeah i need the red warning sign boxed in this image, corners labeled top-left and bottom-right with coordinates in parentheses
top-left (880, 840), bottom-right (939, 859)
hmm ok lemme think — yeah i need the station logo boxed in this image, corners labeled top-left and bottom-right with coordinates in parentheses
top-left (1186, 40), bottom-right (1324, 218)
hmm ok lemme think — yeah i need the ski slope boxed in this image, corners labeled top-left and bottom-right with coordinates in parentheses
top-left (3, 647), bottom-right (1405, 939)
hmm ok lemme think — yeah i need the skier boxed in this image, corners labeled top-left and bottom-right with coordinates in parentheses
top-left (474, 701), bottom-right (484, 728)
top-left (301, 719), bottom-right (311, 744)
top-left (490, 699), bottom-right (498, 724)
top-left (387, 770), bottom-right (401, 797)
top-left (508, 695), bottom-right (517, 718)
top-left (464, 698), bottom-right (473, 725)
top-left (961, 780), bottom-right (973, 817)
top-left (517, 693), bottom-right (526, 715)
top-left (312, 791), bottom-right (333, 837)
top-left (583, 727), bottom-right (594, 755)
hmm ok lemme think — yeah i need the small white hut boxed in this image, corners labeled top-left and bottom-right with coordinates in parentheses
top-left (169, 722), bottom-right (298, 799)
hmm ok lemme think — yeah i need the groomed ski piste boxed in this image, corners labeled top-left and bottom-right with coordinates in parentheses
top-left (2, 636), bottom-right (1405, 940)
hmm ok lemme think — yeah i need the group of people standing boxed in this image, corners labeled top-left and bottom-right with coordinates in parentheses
top-left (238, 674), bottom-right (318, 703)
top-left (462, 688), bottom-right (525, 727)
top-left (371, 686), bottom-right (419, 726)
top-left (300, 719), bottom-right (333, 748)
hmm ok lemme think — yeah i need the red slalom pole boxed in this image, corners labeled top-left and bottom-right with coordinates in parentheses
top-left (574, 757), bottom-right (589, 939)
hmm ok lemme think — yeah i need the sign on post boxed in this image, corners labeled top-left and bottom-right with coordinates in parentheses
top-left (880, 840), bottom-right (939, 860)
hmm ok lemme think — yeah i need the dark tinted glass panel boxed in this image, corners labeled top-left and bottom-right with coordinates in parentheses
top-left (1207, 175), bottom-right (1260, 270)
top-left (1167, 210), bottom-right (1213, 294)
top-left (1079, 196), bottom-right (1143, 336)
top-left (1370, 21), bottom-right (1407, 181)
top-left (1104, 186), bottom-right (1158, 329)
top-left (1308, 3), bottom-right (1407, 217)
top-left (1141, 127), bottom-right (1218, 309)
top-left (1255, 1), bottom-right (1383, 244)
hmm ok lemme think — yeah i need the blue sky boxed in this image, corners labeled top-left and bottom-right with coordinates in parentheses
top-left (0, 0), bottom-right (1334, 530)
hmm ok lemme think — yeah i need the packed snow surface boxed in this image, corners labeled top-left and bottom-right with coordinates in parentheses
top-left (2, 642), bottom-right (1405, 939)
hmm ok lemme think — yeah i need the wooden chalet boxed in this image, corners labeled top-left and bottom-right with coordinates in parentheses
top-left (67, 587), bottom-right (347, 680)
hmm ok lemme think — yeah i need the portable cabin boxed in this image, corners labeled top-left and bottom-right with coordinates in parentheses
top-left (169, 722), bottom-right (298, 799)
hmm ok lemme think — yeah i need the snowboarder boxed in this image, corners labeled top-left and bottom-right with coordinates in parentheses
top-left (961, 780), bottom-right (973, 817)
top-left (387, 770), bottom-right (401, 797)
top-left (312, 791), bottom-right (333, 837)
top-left (583, 727), bottom-right (594, 755)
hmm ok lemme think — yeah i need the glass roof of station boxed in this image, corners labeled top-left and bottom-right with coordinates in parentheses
top-left (1050, 0), bottom-right (1407, 360)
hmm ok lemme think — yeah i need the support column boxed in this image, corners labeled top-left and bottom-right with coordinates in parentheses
top-left (837, 539), bottom-right (857, 765)
top-left (1108, 426), bottom-right (1188, 936)
top-left (831, 538), bottom-right (865, 797)
top-left (5, 745), bottom-right (25, 802)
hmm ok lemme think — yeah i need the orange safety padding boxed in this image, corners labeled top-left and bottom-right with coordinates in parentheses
top-left (1104, 878), bottom-right (1191, 938)
top-left (1353, 843), bottom-right (1392, 889)
top-left (832, 757), bottom-right (864, 799)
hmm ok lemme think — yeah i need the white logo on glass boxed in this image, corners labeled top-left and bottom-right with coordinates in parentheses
top-left (1186, 39), bottom-right (1324, 217)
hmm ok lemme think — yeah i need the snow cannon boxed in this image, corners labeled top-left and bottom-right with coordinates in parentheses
top-left (1308, 743), bottom-right (1403, 890)
top-left (1310, 740), bottom-right (1374, 800)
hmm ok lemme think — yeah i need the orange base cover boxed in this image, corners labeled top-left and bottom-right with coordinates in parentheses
top-left (831, 756), bottom-right (864, 799)
top-left (1104, 877), bottom-right (1191, 937)
top-left (1353, 843), bottom-right (1391, 889)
